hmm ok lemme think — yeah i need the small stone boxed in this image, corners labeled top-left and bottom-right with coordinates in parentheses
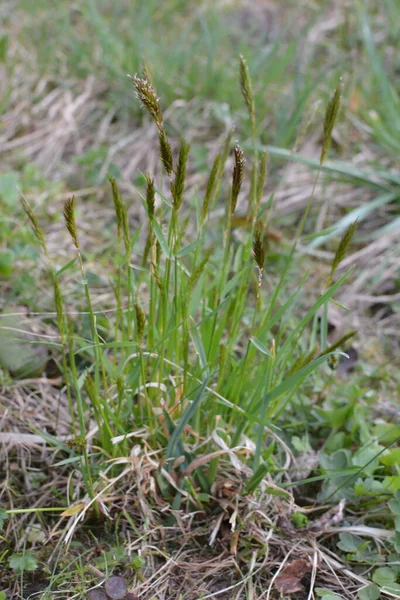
top-left (88, 589), bottom-right (108, 600)
top-left (104, 575), bottom-right (128, 600)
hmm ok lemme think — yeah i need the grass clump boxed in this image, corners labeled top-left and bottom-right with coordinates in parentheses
top-left (2, 54), bottom-right (400, 600)
top-left (16, 59), bottom-right (351, 515)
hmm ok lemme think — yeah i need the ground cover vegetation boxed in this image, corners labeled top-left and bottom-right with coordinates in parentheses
top-left (1, 1), bottom-right (400, 599)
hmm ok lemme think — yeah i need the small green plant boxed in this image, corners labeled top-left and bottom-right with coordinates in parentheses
top-left (8, 551), bottom-right (38, 573)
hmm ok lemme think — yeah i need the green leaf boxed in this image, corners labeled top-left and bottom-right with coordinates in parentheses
top-left (265, 352), bottom-right (342, 419)
top-left (380, 448), bottom-right (400, 467)
top-left (176, 239), bottom-right (202, 258)
top-left (0, 591), bottom-right (6, 600)
top-left (249, 337), bottom-right (273, 357)
top-left (316, 591), bottom-right (343, 600)
top-left (189, 318), bottom-right (210, 378)
top-left (0, 508), bottom-right (8, 530)
top-left (388, 499), bottom-right (400, 516)
top-left (55, 257), bottom-right (77, 278)
top-left (395, 532), bottom-right (400, 553)
top-left (166, 378), bottom-right (209, 459)
top-left (358, 584), bottom-right (380, 600)
top-left (320, 450), bottom-right (350, 472)
top-left (337, 532), bottom-right (363, 553)
top-left (373, 424), bottom-right (400, 445)
top-left (372, 566), bottom-right (397, 587)
top-left (0, 171), bottom-right (20, 205)
top-left (0, 250), bottom-right (13, 278)
top-left (129, 263), bottom-right (148, 273)
top-left (151, 220), bottom-right (171, 258)
top-left (353, 443), bottom-right (384, 476)
top-left (222, 269), bottom-right (246, 298)
top-left (309, 192), bottom-right (397, 248)
top-left (384, 476), bottom-right (400, 492)
top-left (9, 551), bottom-right (38, 572)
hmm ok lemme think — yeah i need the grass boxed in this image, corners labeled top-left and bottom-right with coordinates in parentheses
top-left (1, 1), bottom-right (400, 599)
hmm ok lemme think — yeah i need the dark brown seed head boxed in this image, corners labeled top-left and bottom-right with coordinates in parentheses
top-left (159, 129), bottom-right (173, 178)
top-left (231, 143), bottom-right (245, 215)
top-left (172, 139), bottom-right (190, 211)
top-left (252, 226), bottom-right (265, 272)
top-left (145, 173), bottom-right (156, 220)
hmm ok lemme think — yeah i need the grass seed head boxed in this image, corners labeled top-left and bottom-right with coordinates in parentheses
top-left (231, 143), bottom-right (245, 215)
top-left (142, 60), bottom-right (154, 87)
top-left (108, 175), bottom-right (124, 241)
top-left (159, 128), bottom-right (173, 178)
top-left (63, 197), bottom-right (79, 249)
top-left (256, 151), bottom-right (268, 207)
top-left (135, 303), bottom-right (146, 345)
top-left (129, 74), bottom-right (163, 129)
top-left (253, 225), bottom-right (265, 271)
top-left (253, 223), bottom-right (265, 287)
top-left (320, 79), bottom-right (343, 165)
top-left (121, 203), bottom-right (130, 256)
top-left (108, 176), bottom-right (129, 253)
top-left (145, 173), bottom-right (156, 220)
top-left (202, 154), bottom-right (221, 225)
top-left (328, 219), bottom-right (358, 285)
top-left (53, 278), bottom-right (64, 326)
top-left (189, 247), bottom-right (214, 287)
top-left (21, 197), bottom-right (47, 252)
top-left (239, 54), bottom-right (255, 132)
top-left (172, 139), bottom-right (190, 211)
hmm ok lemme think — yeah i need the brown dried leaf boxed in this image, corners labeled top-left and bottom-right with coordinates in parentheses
top-left (104, 576), bottom-right (128, 599)
top-left (308, 499), bottom-right (346, 534)
top-left (274, 559), bottom-right (312, 595)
